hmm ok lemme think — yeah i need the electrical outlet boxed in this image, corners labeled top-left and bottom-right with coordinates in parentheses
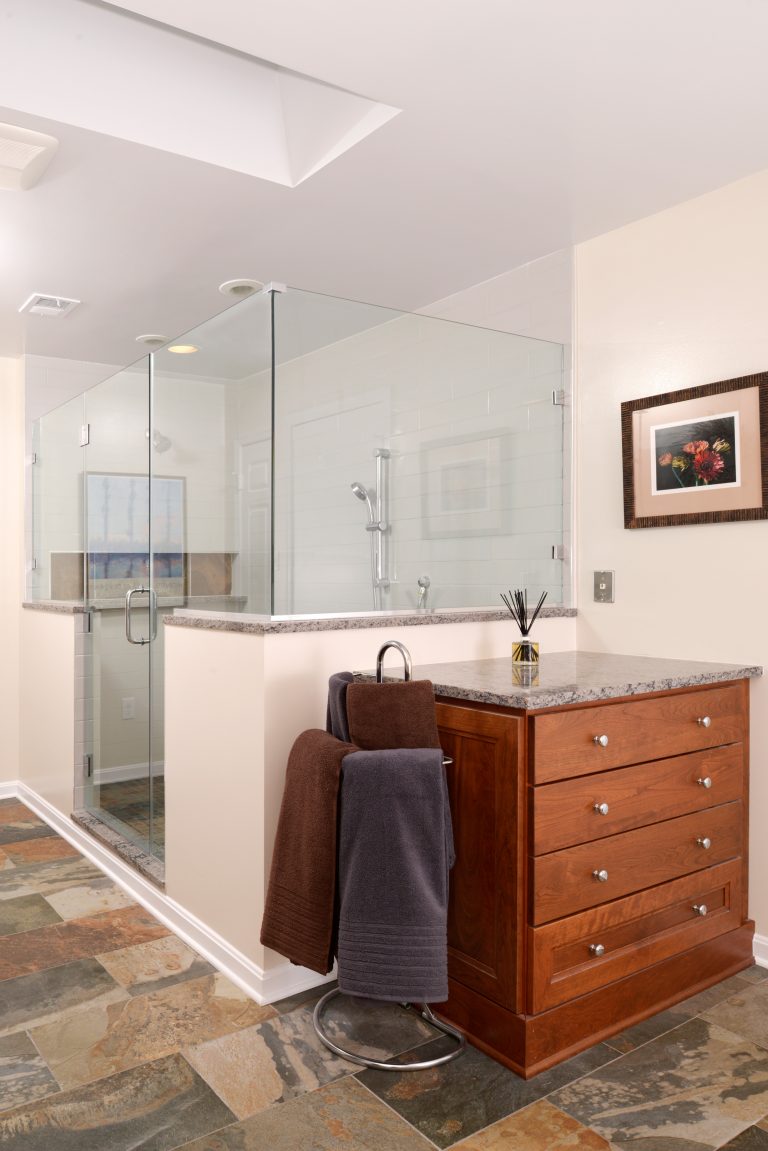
top-left (121, 697), bottom-right (135, 720)
top-left (594, 571), bottom-right (615, 603)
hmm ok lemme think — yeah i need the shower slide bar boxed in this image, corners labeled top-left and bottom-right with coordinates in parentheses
top-left (312, 639), bottom-right (465, 1071)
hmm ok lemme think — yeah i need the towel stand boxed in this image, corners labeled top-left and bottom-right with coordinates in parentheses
top-left (313, 988), bottom-right (466, 1070)
top-left (313, 639), bottom-right (465, 1071)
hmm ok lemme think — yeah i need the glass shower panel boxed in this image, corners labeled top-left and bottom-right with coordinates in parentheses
top-left (30, 393), bottom-right (86, 601)
top-left (272, 287), bottom-right (564, 614)
top-left (82, 360), bottom-right (157, 856)
top-left (151, 291), bottom-right (273, 615)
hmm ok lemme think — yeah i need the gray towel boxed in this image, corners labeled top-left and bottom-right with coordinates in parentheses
top-left (337, 748), bottom-right (454, 1003)
top-left (326, 671), bottom-right (353, 743)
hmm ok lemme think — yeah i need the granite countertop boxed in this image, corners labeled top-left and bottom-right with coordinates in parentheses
top-left (366, 651), bottom-right (762, 710)
top-left (163, 605), bottom-right (576, 634)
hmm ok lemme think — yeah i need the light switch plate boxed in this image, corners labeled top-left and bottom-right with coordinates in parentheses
top-left (594, 570), bottom-right (615, 603)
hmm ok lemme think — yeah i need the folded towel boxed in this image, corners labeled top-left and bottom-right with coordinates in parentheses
top-left (260, 729), bottom-right (358, 974)
top-left (346, 680), bottom-right (441, 750)
top-left (337, 747), bottom-right (454, 1002)
top-left (326, 671), bottom-right (354, 743)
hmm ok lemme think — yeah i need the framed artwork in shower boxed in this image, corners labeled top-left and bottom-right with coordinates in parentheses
top-left (421, 430), bottom-right (511, 537)
top-left (621, 372), bottom-right (768, 529)
top-left (85, 472), bottom-right (186, 599)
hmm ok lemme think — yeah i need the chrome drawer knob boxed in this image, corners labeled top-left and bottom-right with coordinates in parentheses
top-left (697, 776), bottom-right (713, 789)
top-left (592, 869), bottom-right (609, 882)
top-left (697, 716), bottom-right (712, 728)
top-left (589, 943), bottom-right (606, 957)
top-left (693, 903), bottom-right (708, 916)
top-left (594, 802), bottom-right (610, 816)
top-left (696, 836), bottom-right (712, 850)
top-left (593, 734), bottom-right (609, 747)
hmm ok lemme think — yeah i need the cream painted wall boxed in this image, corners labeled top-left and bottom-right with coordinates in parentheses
top-left (0, 358), bottom-right (22, 780)
top-left (163, 612), bottom-right (577, 973)
top-left (164, 626), bottom-right (266, 960)
top-left (575, 168), bottom-right (768, 941)
top-left (19, 610), bottom-right (77, 813)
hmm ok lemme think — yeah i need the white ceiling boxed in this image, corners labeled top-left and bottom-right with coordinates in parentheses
top-left (2, 0), bottom-right (768, 366)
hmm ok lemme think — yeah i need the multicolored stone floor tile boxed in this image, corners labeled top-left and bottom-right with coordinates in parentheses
top-left (718, 1127), bottom-right (768, 1149)
top-left (552, 1014), bottom-right (768, 1150)
top-left (0, 1053), bottom-right (235, 1151)
top-left (0, 1033), bottom-right (59, 1111)
top-left (44, 876), bottom-right (135, 919)
top-left (1, 836), bottom-right (79, 865)
top-left (358, 1034), bottom-right (617, 1148)
top-left (0, 855), bottom-right (102, 901)
top-left (0, 806), bottom-right (56, 845)
top-left (0, 957), bottom-right (129, 1038)
top-left (0, 903), bottom-right (169, 980)
top-left (184, 998), bottom-right (434, 1121)
top-left (30, 970), bottom-right (277, 1090)
top-left (174, 1076), bottom-right (436, 1151)
top-left (605, 971), bottom-right (759, 1054)
top-left (0, 893), bottom-right (62, 936)
top-left (704, 980), bottom-right (768, 1050)
top-left (451, 1098), bottom-right (612, 1149)
top-left (3, 798), bottom-right (768, 1151)
top-left (96, 935), bottom-right (215, 997)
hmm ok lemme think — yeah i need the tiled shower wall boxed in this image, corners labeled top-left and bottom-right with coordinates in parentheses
top-left (235, 310), bottom-right (565, 614)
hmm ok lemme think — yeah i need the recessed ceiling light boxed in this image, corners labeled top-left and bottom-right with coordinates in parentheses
top-left (135, 333), bottom-right (168, 347)
top-left (167, 344), bottom-right (199, 354)
top-left (218, 279), bottom-right (263, 297)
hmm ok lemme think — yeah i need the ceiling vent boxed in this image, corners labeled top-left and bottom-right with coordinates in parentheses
top-left (19, 293), bottom-right (80, 317)
top-left (0, 122), bottom-right (58, 191)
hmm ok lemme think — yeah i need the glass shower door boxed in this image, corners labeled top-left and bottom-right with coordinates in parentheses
top-left (83, 359), bottom-right (163, 857)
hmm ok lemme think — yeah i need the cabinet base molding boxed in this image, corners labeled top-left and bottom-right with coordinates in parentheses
top-left (439, 923), bottom-right (755, 1079)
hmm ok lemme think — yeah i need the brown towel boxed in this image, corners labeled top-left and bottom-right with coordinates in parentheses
top-left (260, 729), bottom-right (357, 974)
top-left (346, 680), bottom-right (441, 750)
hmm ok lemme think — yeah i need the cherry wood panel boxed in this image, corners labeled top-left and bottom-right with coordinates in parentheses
top-left (529, 860), bottom-right (741, 1011)
top-left (439, 924), bottom-right (754, 1078)
top-left (531, 683), bottom-right (745, 783)
top-left (532, 801), bottom-right (742, 924)
top-left (436, 702), bottom-right (523, 1010)
top-left (531, 744), bottom-right (743, 854)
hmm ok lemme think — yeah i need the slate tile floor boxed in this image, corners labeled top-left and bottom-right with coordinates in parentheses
top-left (2, 796), bottom-right (768, 1150)
top-left (96, 777), bottom-right (165, 851)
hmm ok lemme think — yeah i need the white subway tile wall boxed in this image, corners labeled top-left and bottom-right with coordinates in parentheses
top-left (266, 305), bottom-right (565, 614)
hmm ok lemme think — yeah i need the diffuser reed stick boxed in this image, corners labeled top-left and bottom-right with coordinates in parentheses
top-left (500, 587), bottom-right (547, 636)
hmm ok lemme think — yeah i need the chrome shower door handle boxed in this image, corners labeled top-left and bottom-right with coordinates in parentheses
top-left (125, 587), bottom-right (151, 645)
top-left (148, 587), bottom-right (158, 642)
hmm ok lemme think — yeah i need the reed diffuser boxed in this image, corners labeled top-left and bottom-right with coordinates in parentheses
top-left (500, 587), bottom-right (547, 663)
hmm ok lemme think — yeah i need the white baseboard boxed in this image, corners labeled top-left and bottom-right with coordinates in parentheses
top-left (5, 780), bottom-right (332, 1006)
top-left (752, 933), bottom-right (768, 968)
top-left (93, 762), bottom-right (165, 785)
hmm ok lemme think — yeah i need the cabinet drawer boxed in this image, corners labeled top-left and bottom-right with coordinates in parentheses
top-left (529, 860), bottom-right (742, 1012)
top-left (532, 744), bottom-right (743, 854)
top-left (532, 683), bottom-right (745, 783)
top-left (532, 801), bottom-right (742, 924)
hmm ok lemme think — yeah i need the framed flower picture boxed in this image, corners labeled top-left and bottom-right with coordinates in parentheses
top-left (621, 372), bottom-right (768, 528)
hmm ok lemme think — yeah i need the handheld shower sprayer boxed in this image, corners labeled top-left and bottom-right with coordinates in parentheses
top-left (351, 481), bottom-right (377, 528)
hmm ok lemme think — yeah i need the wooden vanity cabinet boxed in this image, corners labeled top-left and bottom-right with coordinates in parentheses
top-left (435, 678), bottom-right (754, 1078)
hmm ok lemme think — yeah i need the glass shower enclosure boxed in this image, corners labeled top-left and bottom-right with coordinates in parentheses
top-left (31, 285), bottom-right (566, 865)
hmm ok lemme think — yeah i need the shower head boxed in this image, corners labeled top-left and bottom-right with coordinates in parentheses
top-left (351, 481), bottom-right (376, 525)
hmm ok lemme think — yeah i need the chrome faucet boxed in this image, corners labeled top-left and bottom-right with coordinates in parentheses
top-left (417, 574), bottom-right (431, 610)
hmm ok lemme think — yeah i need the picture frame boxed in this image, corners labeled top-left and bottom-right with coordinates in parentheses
top-left (621, 372), bottom-right (768, 529)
